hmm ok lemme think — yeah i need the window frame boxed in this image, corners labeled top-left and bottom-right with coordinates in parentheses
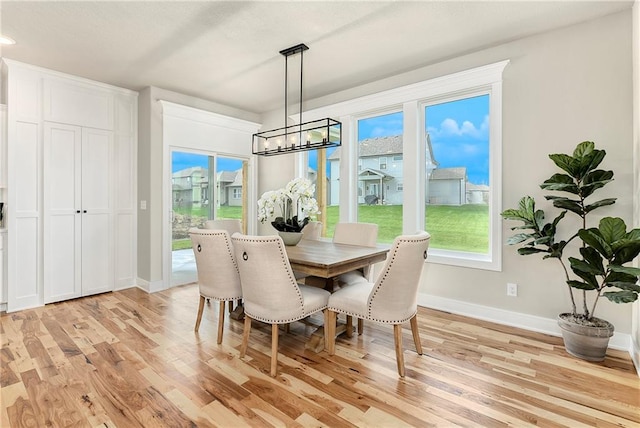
top-left (298, 60), bottom-right (508, 271)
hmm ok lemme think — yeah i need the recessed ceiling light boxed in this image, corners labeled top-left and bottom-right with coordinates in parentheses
top-left (0, 35), bottom-right (16, 45)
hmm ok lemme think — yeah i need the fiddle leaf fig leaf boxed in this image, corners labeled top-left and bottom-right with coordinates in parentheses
top-left (548, 198), bottom-right (583, 215)
top-left (603, 290), bottom-right (639, 304)
top-left (609, 264), bottom-right (640, 277)
top-left (517, 247), bottom-right (548, 256)
top-left (584, 198), bottom-right (616, 213)
top-left (569, 256), bottom-right (603, 276)
top-left (540, 174), bottom-right (579, 194)
top-left (579, 228), bottom-right (612, 258)
top-left (598, 217), bottom-right (627, 244)
top-left (567, 280), bottom-right (598, 291)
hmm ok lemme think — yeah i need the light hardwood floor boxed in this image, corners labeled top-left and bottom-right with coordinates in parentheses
top-left (1, 285), bottom-right (639, 427)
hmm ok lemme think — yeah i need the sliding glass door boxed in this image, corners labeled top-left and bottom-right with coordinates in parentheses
top-left (170, 149), bottom-right (247, 286)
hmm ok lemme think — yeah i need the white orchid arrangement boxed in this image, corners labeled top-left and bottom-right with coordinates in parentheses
top-left (257, 177), bottom-right (320, 232)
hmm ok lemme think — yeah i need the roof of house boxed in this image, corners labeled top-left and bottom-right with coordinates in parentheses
top-left (328, 134), bottom-right (437, 164)
top-left (172, 166), bottom-right (206, 178)
top-left (328, 135), bottom-right (403, 160)
top-left (430, 167), bottom-right (467, 180)
top-left (217, 170), bottom-right (236, 183)
top-left (358, 168), bottom-right (393, 180)
top-left (467, 183), bottom-right (489, 191)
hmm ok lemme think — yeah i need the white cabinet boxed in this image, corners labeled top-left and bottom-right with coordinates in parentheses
top-left (4, 59), bottom-right (137, 312)
top-left (43, 123), bottom-right (113, 303)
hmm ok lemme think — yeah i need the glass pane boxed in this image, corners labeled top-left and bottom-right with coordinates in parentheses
top-left (357, 111), bottom-right (403, 243)
top-left (215, 156), bottom-right (245, 224)
top-left (425, 95), bottom-right (490, 254)
top-left (310, 146), bottom-right (339, 237)
top-left (171, 151), bottom-right (247, 286)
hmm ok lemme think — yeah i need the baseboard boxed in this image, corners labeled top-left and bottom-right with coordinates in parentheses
top-left (136, 278), bottom-right (165, 293)
top-left (0, 302), bottom-right (6, 313)
top-left (631, 336), bottom-right (640, 377)
top-left (417, 293), bottom-right (631, 352)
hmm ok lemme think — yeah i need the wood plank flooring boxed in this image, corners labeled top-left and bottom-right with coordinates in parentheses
top-left (1, 285), bottom-right (639, 427)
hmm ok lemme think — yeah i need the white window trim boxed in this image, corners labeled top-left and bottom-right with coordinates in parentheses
top-left (302, 60), bottom-right (509, 271)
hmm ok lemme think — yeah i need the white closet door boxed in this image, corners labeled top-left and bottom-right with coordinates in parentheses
top-left (81, 128), bottom-right (113, 296)
top-left (44, 123), bottom-right (82, 303)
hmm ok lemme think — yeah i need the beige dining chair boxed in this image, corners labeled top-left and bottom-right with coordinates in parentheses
top-left (332, 222), bottom-right (379, 335)
top-left (204, 218), bottom-right (243, 235)
top-left (231, 234), bottom-right (331, 377)
top-left (189, 228), bottom-right (243, 344)
top-left (302, 221), bottom-right (323, 240)
top-left (325, 231), bottom-right (430, 377)
top-left (293, 221), bottom-right (323, 281)
top-left (204, 218), bottom-right (244, 314)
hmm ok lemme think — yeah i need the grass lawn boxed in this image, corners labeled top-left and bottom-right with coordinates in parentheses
top-left (172, 204), bottom-right (488, 253)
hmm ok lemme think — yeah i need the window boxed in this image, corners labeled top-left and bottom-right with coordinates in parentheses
top-left (307, 146), bottom-right (339, 237)
top-left (357, 112), bottom-right (403, 242)
top-left (425, 95), bottom-right (490, 255)
top-left (233, 188), bottom-right (242, 199)
top-left (300, 60), bottom-right (507, 270)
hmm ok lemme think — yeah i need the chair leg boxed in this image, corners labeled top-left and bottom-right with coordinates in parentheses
top-left (410, 315), bottom-right (422, 355)
top-left (345, 315), bottom-right (353, 338)
top-left (326, 310), bottom-right (337, 355)
top-left (216, 301), bottom-right (225, 344)
top-left (270, 323), bottom-right (279, 377)
top-left (228, 301), bottom-right (234, 313)
top-left (194, 296), bottom-right (205, 332)
top-left (357, 318), bottom-right (364, 335)
top-left (240, 316), bottom-right (252, 358)
top-left (394, 324), bottom-right (405, 377)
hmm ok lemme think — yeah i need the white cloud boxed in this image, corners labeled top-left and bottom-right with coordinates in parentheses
top-left (429, 115), bottom-right (488, 139)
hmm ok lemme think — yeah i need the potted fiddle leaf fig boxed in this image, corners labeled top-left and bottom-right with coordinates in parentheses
top-left (501, 141), bottom-right (640, 361)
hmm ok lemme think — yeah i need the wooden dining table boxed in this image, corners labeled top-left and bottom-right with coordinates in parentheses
top-left (285, 238), bottom-right (390, 352)
top-left (285, 238), bottom-right (390, 292)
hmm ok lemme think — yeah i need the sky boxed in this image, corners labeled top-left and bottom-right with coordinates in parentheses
top-left (173, 95), bottom-right (490, 185)
top-left (172, 152), bottom-right (242, 173)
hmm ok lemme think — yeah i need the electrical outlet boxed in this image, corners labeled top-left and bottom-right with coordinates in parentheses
top-left (507, 283), bottom-right (518, 297)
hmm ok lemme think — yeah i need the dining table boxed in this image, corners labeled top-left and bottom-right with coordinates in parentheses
top-left (285, 238), bottom-right (390, 352)
top-left (285, 237), bottom-right (390, 291)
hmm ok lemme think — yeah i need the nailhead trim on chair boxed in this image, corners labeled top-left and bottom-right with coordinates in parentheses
top-left (367, 236), bottom-right (426, 323)
top-left (190, 228), bottom-right (243, 300)
top-left (233, 235), bottom-right (307, 316)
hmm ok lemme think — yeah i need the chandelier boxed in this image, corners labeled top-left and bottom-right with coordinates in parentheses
top-left (252, 43), bottom-right (341, 156)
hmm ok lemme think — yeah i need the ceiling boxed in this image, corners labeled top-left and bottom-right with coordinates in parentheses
top-left (0, 1), bottom-right (633, 115)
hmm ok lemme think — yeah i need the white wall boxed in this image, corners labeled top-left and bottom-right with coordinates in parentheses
top-left (261, 11), bottom-right (635, 335)
top-left (137, 86), bottom-right (259, 285)
top-left (631, 0), bottom-right (639, 371)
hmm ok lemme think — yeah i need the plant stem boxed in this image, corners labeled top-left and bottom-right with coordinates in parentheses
top-left (558, 258), bottom-right (577, 315)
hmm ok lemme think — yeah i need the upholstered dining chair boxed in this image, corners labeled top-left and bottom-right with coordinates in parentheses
top-left (204, 218), bottom-right (244, 314)
top-left (332, 222), bottom-right (379, 335)
top-left (204, 218), bottom-right (243, 235)
top-left (325, 231), bottom-right (430, 377)
top-left (302, 221), bottom-right (323, 240)
top-left (189, 228), bottom-right (243, 344)
top-left (231, 234), bottom-right (331, 377)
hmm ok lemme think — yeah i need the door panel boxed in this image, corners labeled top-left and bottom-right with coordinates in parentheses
top-left (81, 128), bottom-right (113, 296)
top-left (44, 123), bottom-right (82, 303)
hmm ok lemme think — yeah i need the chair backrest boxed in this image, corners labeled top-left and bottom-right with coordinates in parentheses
top-left (189, 228), bottom-right (242, 300)
top-left (367, 231), bottom-right (430, 323)
top-left (302, 221), bottom-right (323, 240)
top-left (333, 222), bottom-right (378, 247)
top-left (204, 219), bottom-right (243, 236)
top-left (231, 234), bottom-right (306, 323)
